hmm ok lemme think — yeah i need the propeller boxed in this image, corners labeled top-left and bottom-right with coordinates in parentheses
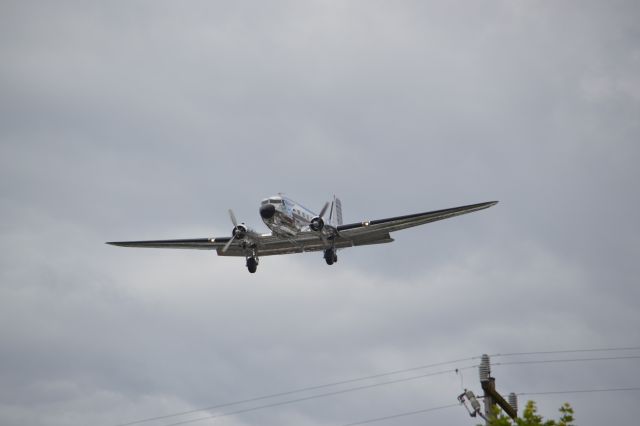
top-left (318, 201), bottom-right (330, 218)
top-left (222, 209), bottom-right (247, 253)
top-left (310, 202), bottom-right (330, 232)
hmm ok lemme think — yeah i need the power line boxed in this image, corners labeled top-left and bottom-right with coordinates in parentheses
top-left (339, 403), bottom-right (459, 426)
top-left (148, 366), bottom-right (478, 426)
top-left (518, 387), bottom-right (640, 396)
top-left (491, 346), bottom-right (640, 358)
top-left (493, 355), bottom-right (640, 367)
top-left (116, 347), bottom-right (640, 426)
top-left (338, 390), bottom-right (640, 426)
top-left (116, 357), bottom-right (479, 426)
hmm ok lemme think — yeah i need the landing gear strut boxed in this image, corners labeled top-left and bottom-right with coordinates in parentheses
top-left (324, 248), bottom-right (338, 265)
top-left (246, 256), bottom-right (258, 273)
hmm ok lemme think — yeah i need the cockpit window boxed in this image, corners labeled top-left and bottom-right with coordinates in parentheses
top-left (261, 200), bottom-right (269, 205)
top-left (269, 199), bottom-right (282, 204)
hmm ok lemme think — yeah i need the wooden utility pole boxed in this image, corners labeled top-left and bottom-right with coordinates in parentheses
top-left (479, 354), bottom-right (517, 423)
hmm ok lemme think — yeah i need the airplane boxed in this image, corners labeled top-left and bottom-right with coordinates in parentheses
top-left (107, 195), bottom-right (498, 273)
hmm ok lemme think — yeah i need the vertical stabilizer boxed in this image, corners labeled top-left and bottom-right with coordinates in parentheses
top-left (331, 195), bottom-right (343, 226)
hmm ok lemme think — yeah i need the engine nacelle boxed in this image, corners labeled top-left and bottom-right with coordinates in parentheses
top-left (309, 216), bottom-right (324, 232)
top-left (232, 224), bottom-right (248, 239)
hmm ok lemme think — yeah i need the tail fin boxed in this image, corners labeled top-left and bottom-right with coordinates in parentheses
top-left (328, 195), bottom-right (343, 226)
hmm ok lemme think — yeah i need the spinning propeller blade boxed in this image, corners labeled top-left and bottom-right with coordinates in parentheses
top-left (318, 202), bottom-right (330, 218)
top-left (229, 209), bottom-right (238, 227)
top-left (222, 209), bottom-right (239, 253)
top-left (222, 235), bottom-right (235, 253)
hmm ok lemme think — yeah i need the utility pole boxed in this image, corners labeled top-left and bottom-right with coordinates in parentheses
top-left (458, 354), bottom-right (518, 424)
top-left (479, 354), bottom-right (517, 423)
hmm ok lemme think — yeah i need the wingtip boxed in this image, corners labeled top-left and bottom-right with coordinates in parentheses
top-left (478, 200), bottom-right (498, 210)
top-left (475, 200), bottom-right (498, 208)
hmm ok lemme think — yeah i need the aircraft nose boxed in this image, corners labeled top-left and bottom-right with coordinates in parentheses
top-left (259, 203), bottom-right (276, 219)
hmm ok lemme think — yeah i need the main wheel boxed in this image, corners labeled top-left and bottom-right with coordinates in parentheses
top-left (246, 257), bottom-right (258, 273)
top-left (324, 249), bottom-right (335, 265)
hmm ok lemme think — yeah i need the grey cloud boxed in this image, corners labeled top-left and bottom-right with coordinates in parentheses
top-left (1, 1), bottom-right (639, 425)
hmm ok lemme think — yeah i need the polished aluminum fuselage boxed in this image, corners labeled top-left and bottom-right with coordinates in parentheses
top-left (260, 195), bottom-right (318, 237)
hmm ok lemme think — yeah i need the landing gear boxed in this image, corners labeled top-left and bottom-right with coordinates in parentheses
top-left (246, 256), bottom-right (258, 273)
top-left (324, 248), bottom-right (338, 265)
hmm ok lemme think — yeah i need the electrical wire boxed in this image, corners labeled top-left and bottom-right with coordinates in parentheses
top-left (339, 403), bottom-right (460, 426)
top-left (518, 387), bottom-right (640, 396)
top-left (492, 355), bottom-right (640, 367)
top-left (116, 357), bottom-right (479, 426)
top-left (490, 346), bottom-right (640, 358)
top-left (140, 366), bottom-right (478, 426)
top-left (116, 346), bottom-right (640, 426)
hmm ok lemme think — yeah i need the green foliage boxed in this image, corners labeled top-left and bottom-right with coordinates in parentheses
top-left (477, 400), bottom-right (574, 426)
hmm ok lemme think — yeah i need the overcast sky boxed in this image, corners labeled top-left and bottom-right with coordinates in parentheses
top-left (1, 1), bottom-right (640, 425)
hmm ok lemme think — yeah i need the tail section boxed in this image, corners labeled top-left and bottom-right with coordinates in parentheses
top-left (328, 195), bottom-right (343, 226)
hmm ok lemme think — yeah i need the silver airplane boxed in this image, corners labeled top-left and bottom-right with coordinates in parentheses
top-left (107, 195), bottom-right (497, 273)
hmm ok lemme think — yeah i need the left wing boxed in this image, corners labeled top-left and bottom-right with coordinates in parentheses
top-left (335, 201), bottom-right (498, 241)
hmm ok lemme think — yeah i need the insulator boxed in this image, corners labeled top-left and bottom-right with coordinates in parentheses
top-left (465, 390), bottom-right (481, 412)
top-left (479, 354), bottom-right (490, 382)
top-left (508, 392), bottom-right (518, 414)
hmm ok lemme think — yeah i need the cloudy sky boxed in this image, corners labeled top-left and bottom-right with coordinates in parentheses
top-left (1, 1), bottom-right (639, 425)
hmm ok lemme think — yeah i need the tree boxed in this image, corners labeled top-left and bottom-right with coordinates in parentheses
top-left (478, 400), bottom-right (574, 426)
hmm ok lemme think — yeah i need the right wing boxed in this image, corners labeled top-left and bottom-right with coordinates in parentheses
top-left (106, 238), bottom-right (229, 250)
